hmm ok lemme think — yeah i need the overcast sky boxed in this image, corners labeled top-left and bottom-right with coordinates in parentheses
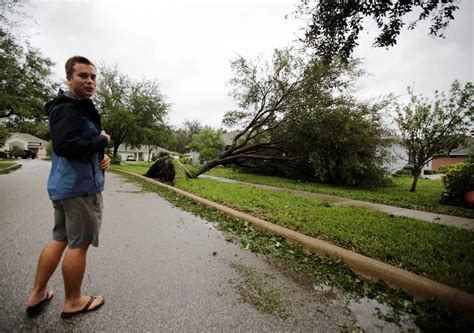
top-left (16, 0), bottom-right (474, 129)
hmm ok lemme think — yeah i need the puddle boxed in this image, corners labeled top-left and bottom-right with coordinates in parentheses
top-left (348, 297), bottom-right (418, 333)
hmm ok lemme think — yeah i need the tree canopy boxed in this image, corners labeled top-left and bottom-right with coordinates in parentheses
top-left (395, 80), bottom-right (473, 192)
top-left (298, 0), bottom-right (460, 61)
top-left (0, 0), bottom-right (57, 139)
top-left (0, 28), bottom-right (57, 124)
top-left (167, 120), bottom-right (203, 154)
top-left (188, 49), bottom-right (390, 186)
top-left (95, 65), bottom-right (169, 157)
top-left (188, 127), bottom-right (225, 164)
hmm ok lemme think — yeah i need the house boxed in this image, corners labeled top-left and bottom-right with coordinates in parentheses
top-left (116, 144), bottom-right (173, 162)
top-left (222, 130), bottom-right (240, 146)
top-left (430, 137), bottom-right (474, 170)
top-left (0, 132), bottom-right (48, 159)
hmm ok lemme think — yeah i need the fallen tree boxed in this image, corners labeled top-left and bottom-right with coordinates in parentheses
top-left (189, 49), bottom-right (359, 178)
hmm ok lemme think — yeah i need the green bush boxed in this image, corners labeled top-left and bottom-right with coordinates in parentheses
top-left (179, 155), bottom-right (192, 164)
top-left (441, 162), bottom-right (474, 204)
top-left (423, 169), bottom-right (433, 175)
top-left (158, 151), bottom-right (170, 158)
top-left (46, 141), bottom-right (53, 158)
top-left (393, 169), bottom-right (411, 177)
top-left (402, 165), bottom-right (414, 172)
top-left (0, 151), bottom-right (7, 158)
top-left (111, 154), bottom-right (122, 165)
top-left (9, 146), bottom-right (23, 158)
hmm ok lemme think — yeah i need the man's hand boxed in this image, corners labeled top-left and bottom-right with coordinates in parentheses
top-left (99, 154), bottom-right (111, 170)
top-left (100, 130), bottom-right (111, 143)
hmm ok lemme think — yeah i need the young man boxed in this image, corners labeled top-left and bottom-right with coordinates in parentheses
top-left (26, 56), bottom-right (111, 319)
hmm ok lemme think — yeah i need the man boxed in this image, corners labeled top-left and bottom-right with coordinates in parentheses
top-left (26, 56), bottom-right (111, 319)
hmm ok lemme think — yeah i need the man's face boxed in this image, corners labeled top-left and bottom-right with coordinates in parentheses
top-left (67, 63), bottom-right (97, 99)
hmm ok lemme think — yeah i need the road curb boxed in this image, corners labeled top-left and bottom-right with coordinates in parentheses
top-left (113, 169), bottom-right (474, 321)
top-left (0, 163), bottom-right (22, 174)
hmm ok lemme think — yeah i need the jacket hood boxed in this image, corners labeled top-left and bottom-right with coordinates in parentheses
top-left (45, 89), bottom-right (97, 117)
top-left (45, 89), bottom-right (74, 116)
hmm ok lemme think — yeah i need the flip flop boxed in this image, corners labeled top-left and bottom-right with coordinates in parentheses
top-left (26, 290), bottom-right (54, 317)
top-left (60, 296), bottom-right (105, 319)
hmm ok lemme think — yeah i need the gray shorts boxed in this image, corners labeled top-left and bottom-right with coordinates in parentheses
top-left (52, 193), bottom-right (103, 248)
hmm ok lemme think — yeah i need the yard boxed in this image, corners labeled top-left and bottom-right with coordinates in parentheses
top-left (111, 162), bottom-right (474, 294)
top-left (0, 161), bottom-right (17, 169)
top-left (113, 161), bottom-right (472, 218)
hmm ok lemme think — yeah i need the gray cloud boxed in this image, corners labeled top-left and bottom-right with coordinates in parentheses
top-left (19, 0), bottom-right (473, 129)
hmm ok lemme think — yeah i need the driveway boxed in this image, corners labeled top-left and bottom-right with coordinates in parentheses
top-left (0, 159), bottom-right (408, 332)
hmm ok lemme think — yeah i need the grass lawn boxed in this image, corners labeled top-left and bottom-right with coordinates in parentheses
top-left (205, 167), bottom-right (473, 218)
top-left (112, 162), bottom-right (150, 175)
top-left (0, 161), bottom-right (17, 169)
top-left (112, 162), bottom-right (474, 294)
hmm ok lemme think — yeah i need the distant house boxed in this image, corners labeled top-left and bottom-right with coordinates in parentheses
top-left (0, 132), bottom-right (48, 159)
top-left (430, 137), bottom-right (473, 170)
top-left (116, 144), bottom-right (173, 162)
top-left (383, 135), bottom-right (474, 173)
top-left (222, 130), bottom-right (240, 146)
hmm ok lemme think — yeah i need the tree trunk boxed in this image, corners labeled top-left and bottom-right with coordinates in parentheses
top-left (113, 143), bottom-right (119, 158)
top-left (145, 156), bottom-right (175, 185)
top-left (410, 173), bottom-right (420, 192)
top-left (147, 147), bottom-right (152, 162)
top-left (191, 159), bottom-right (224, 178)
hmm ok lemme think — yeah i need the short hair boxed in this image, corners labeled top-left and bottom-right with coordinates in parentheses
top-left (65, 56), bottom-right (95, 79)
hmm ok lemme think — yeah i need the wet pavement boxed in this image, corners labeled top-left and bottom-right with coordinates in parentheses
top-left (200, 175), bottom-right (474, 231)
top-left (0, 160), bottom-right (416, 332)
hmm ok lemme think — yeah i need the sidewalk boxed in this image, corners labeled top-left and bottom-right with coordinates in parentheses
top-left (200, 175), bottom-right (474, 231)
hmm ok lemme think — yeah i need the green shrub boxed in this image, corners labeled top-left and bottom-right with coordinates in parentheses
top-left (393, 169), bottom-right (411, 177)
top-left (402, 165), bottom-right (414, 172)
top-left (46, 141), bottom-right (53, 158)
top-left (0, 151), bottom-right (7, 158)
top-left (441, 162), bottom-right (474, 203)
top-left (111, 154), bottom-right (122, 165)
top-left (179, 155), bottom-right (192, 164)
top-left (158, 151), bottom-right (170, 158)
top-left (9, 146), bottom-right (23, 158)
top-left (423, 169), bottom-right (433, 175)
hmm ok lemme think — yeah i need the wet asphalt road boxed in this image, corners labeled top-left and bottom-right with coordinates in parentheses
top-left (0, 159), bottom-right (398, 332)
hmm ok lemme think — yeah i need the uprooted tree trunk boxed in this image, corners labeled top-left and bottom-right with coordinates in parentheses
top-left (144, 156), bottom-right (176, 185)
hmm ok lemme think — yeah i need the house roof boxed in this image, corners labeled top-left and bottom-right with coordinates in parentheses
top-left (10, 132), bottom-right (48, 145)
top-left (448, 137), bottom-right (474, 156)
top-left (117, 144), bottom-right (173, 154)
top-left (222, 130), bottom-right (240, 146)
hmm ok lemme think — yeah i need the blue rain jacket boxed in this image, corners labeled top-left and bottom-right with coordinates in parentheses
top-left (45, 90), bottom-right (108, 200)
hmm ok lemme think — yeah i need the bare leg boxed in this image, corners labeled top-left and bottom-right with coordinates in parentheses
top-left (27, 240), bottom-right (67, 307)
top-left (62, 244), bottom-right (103, 312)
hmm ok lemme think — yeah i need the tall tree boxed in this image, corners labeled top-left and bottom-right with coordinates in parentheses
top-left (168, 120), bottom-right (203, 153)
top-left (189, 49), bottom-right (306, 177)
top-left (298, 0), bottom-right (460, 61)
top-left (95, 65), bottom-right (168, 157)
top-left (395, 80), bottom-right (473, 192)
top-left (142, 124), bottom-right (170, 161)
top-left (188, 48), bottom-right (389, 184)
top-left (0, 27), bottom-right (57, 127)
top-left (188, 127), bottom-right (225, 164)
